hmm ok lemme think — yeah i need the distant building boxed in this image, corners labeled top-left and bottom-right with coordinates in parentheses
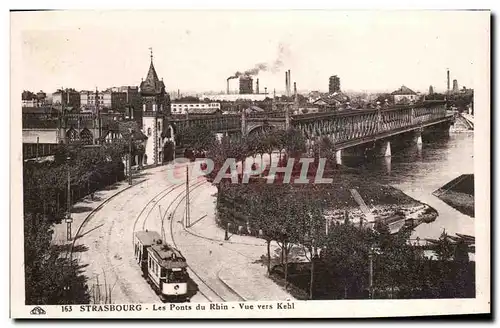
top-left (201, 94), bottom-right (272, 102)
top-left (429, 85), bottom-right (434, 95)
top-left (391, 85), bottom-right (417, 104)
top-left (329, 75), bottom-right (341, 94)
top-left (22, 90), bottom-right (47, 108)
top-left (313, 92), bottom-right (350, 109)
top-left (452, 79), bottom-right (459, 94)
top-left (460, 86), bottom-right (474, 96)
top-left (308, 91), bottom-right (323, 103)
top-left (239, 77), bottom-right (253, 94)
top-left (52, 88), bottom-right (80, 111)
top-left (171, 102), bottom-right (221, 115)
top-left (80, 86), bottom-right (139, 113)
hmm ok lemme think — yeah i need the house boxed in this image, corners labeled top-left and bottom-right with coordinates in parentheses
top-left (391, 85), bottom-right (418, 104)
top-left (171, 102), bottom-right (221, 115)
top-left (104, 120), bottom-right (148, 167)
top-left (313, 92), bottom-right (350, 109)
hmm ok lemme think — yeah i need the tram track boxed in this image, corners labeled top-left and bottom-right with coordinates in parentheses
top-left (128, 164), bottom-right (247, 303)
top-left (131, 176), bottom-right (199, 247)
top-left (130, 174), bottom-right (214, 302)
top-left (166, 181), bottom-right (247, 303)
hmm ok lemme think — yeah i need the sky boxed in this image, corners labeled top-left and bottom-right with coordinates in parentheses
top-left (14, 10), bottom-right (489, 95)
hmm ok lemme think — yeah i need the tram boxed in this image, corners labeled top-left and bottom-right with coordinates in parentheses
top-left (134, 230), bottom-right (189, 302)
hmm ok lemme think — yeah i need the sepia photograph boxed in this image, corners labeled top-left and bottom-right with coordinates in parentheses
top-left (10, 9), bottom-right (490, 318)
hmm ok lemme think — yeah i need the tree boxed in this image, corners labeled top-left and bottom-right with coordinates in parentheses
top-left (176, 124), bottom-right (216, 152)
top-left (249, 184), bottom-right (283, 275)
top-left (322, 222), bottom-right (376, 298)
top-left (24, 213), bottom-right (90, 304)
top-left (295, 191), bottom-right (328, 299)
top-left (375, 93), bottom-right (394, 105)
top-left (283, 128), bottom-right (307, 158)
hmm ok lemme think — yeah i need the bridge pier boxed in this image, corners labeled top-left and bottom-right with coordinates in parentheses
top-left (414, 130), bottom-right (423, 145)
top-left (383, 155), bottom-right (392, 175)
top-left (335, 149), bottom-right (342, 165)
top-left (380, 141), bottom-right (392, 157)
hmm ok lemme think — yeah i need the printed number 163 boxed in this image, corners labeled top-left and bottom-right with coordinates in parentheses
top-left (61, 305), bottom-right (72, 312)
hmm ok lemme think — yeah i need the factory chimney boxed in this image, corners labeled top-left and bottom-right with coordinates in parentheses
top-left (285, 72), bottom-right (288, 97)
top-left (177, 89), bottom-right (180, 99)
top-left (288, 70), bottom-right (291, 97)
top-left (256, 79), bottom-right (260, 94)
top-left (294, 82), bottom-right (298, 104)
top-left (264, 87), bottom-right (267, 95)
top-left (447, 69), bottom-right (450, 95)
top-left (227, 78), bottom-right (230, 95)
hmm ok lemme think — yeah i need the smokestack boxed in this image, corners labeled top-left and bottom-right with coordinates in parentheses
top-left (256, 79), bottom-right (260, 94)
top-left (177, 89), bottom-right (180, 99)
top-left (264, 87), bottom-right (267, 95)
top-left (294, 82), bottom-right (297, 97)
top-left (288, 70), bottom-right (291, 97)
top-left (447, 69), bottom-right (450, 94)
top-left (227, 79), bottom-right (230, 95)
top-left (285, 72), bottom-right (288, 97)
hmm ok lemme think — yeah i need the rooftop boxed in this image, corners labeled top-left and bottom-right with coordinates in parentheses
top-left (140, 59), bottom-right (165, 96)
top-left (149, 243), bottom-right (187, 269)
top-left (135, 230), bottom-right (162, 246)
top-left (391, 85), bottom-right (417, 96)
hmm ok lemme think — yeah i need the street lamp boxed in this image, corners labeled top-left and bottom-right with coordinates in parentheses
top-left (66, 156), bottom-right (73, 241)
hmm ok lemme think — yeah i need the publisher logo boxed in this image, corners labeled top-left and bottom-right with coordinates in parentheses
top-left (30, 306), bottom-right (46, 315)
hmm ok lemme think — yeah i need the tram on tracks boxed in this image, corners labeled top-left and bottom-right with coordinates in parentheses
top-left (134, 230), bottom-right (189, 302)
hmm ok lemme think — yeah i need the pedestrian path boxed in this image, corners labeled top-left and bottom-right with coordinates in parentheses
top-left (52, 179), bottom-right (143, 246)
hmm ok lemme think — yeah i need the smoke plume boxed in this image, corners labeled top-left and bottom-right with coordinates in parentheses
top-left (228, 43), bottom-right (290, 80)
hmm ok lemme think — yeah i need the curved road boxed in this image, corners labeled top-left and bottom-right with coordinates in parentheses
top-left (72, 163), bottom-right (292, 304)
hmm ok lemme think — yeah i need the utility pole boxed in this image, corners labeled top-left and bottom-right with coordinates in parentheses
top-left (66, 156), bottom-right (72, 241)
top-left (128, 128), bottom-right (133, 185)
top-left (36, 136), bottom-right (40, 161)
top-left (185, 165), bottom-right (190, 227)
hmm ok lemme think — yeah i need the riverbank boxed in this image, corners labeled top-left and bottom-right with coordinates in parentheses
top-left (433, 174), bottom-right (474, 217)
top-left (216, 164), bottom-right (438, 235)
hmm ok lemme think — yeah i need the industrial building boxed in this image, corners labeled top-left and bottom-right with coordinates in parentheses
top-left (239, 76), bottom-right (253, 94)
top-left (329, 75), bottom-right (341, 94)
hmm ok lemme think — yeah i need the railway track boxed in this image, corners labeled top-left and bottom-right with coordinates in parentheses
top-left (166, 181), bottom-right (247, 303)
top-left (129, 164), bottom-right (246, 303)
top-left (131, 175), bottom-right (221, 302)
top-left (131, 176), bottom-right (200, 247)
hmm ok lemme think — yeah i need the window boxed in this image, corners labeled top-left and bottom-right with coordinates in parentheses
top-left (157, 122), bottom-right (160, 131)
top-left (147, 127), bottom-right (152, 136)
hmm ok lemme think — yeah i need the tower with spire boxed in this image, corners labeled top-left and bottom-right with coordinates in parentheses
top-left (140, 48), bottom-right (171, 165)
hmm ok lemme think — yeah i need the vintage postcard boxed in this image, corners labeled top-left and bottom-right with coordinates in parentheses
top-left (10, 10), bottom-right (490, 318)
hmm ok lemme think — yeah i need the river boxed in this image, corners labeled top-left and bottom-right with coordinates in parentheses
top-left (342, 132), bottom-right (475, 240)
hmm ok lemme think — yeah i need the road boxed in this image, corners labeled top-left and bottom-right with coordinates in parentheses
top-left (71, 162), bottom-right (292, 304)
